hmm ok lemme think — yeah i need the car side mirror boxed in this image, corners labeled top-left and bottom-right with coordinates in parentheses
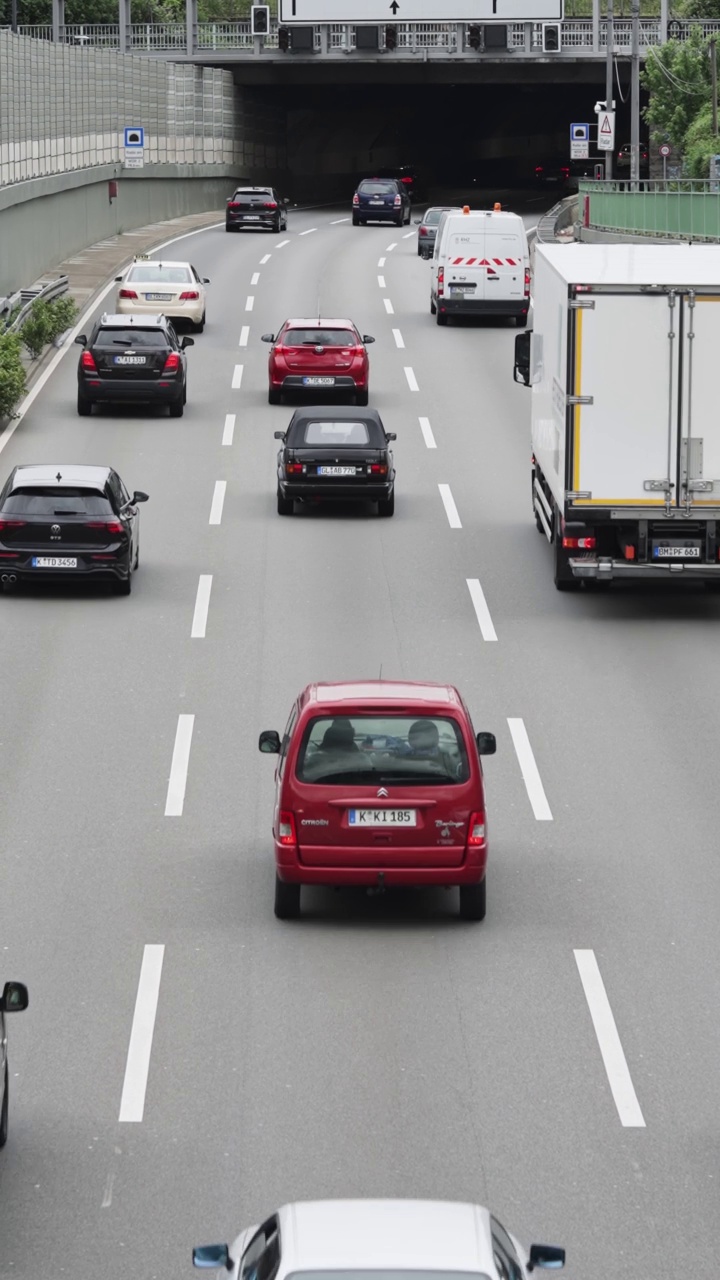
top-left (514, 331), bottom-right (531, 386)
top-left (259, 729), bottom-right (281, 754)
top-left (362, 335), bottom-right (375, 344)
top-left (181, 336), bottom-right (194, 349)
top-left (1, 980), bottom-right (28, 1013)
top-left (385, 432), bottom-right (396, 442)
top-left (193, 1244), bottom-right (231, 1270)
top-left (273, 431), bottom-right (286, 442)
top-left (283, 197), bottom-right (290, 204)
top-left (476, 731), bottom-right (496, 756)
top-left (414, 218), bottom-right (422, 224)
top-left (114, 275), bottom-right (123, 282)
top-left (202, 278), bottom-right (210, 284)
top-left (527, 1244), bottom-right (565, 1272)
top-left (261, 333), bottom-right (275, 343)
top-left (75, 334), bottom-right (87, 346)
top-left (132, 490), bottom-right (149, 504)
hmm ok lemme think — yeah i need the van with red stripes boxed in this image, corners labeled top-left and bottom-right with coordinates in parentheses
top-left (430, 206), bottom-right (530, 328)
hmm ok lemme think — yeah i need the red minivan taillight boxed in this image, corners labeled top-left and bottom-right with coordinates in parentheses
top-left (278, 811), bottom-right (297, 846)
top-left (467, 812), bottom-right (486, 846)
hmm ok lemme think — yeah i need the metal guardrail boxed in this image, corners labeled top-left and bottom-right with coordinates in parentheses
top-left (3, 276), bottom-right (69, 334)
top-left (579, 179), bottom-right (720, 240)
top-left (10, 17), bottom-right (720, 56)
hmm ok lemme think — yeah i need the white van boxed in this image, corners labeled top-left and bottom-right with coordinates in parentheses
top-left (430, 207), bottom-right (529, 327)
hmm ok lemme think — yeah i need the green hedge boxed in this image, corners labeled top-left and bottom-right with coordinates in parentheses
top-left (20, 295), bottom-right (79, 360)
top-left (0, 334), bottom-right (27, 421)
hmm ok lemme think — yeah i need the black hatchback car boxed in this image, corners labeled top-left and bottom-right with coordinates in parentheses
top-left (0, 464), bottom-right (148, 595)
top-left (352, 178), bottom-right (412, 227)
top-left (274, 407), bottom-right (396, 517)
top-left (225, 186), bottom-right (289, 233)
top-left (75, 313), bottom-right (193, 417)
top-left (1, 980), bottom-right (28, 1149)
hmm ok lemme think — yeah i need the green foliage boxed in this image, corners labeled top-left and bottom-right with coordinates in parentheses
top-left (642, 31), bottom-right (712, 152)
top-left (19, 294), bottom-right (79, 361)
top-left (46, 295), bottom-right (79, 336)
top-left (684, 101), bottom-right (720, 175)
top-left (0, 334), bottom-right (27, 421)
top-left (675, 0), bottom-right (720, 17)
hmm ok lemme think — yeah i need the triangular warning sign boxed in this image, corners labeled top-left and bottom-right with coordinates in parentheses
top-left (600, 114), bottom-right (612, 135)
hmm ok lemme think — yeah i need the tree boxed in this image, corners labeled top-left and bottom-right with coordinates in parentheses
top-left (641, 29), bottom-right (712, 152)
top-left (683, 101), bottom-right (720, 175)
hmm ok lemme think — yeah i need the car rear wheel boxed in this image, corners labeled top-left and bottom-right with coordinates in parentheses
top-left (515, 314), bottom-right (528, 328)
top-left (268, 387), bottom-right (282, 405)
top-left (395, 215), bottom-right (404, 227)
top-left (352, 213), bottom-right (360, 226)
top-left (274, 875), bottom-right (301, 920)
top-left (169, 394), bottom-right (184, 418)
top-left (378, 491), bottom-right (395, 517)
top-left (114, 568), bottom-right (132, 596)
top-left (194, 313), bottom-right (205, 333)
top-left (225, 224), bottom-right (235, 233)
top-left (77, 393), bottom-right (92, 416)
top-left (459, 878), bottom-right (486, 921)
top-left (355, 388), bottom-right (369, 406)
top-left (436, 310), bottom-right (448, 326)
top-left (0, 1065), bottom-right (8, 1148)
top-left (277, 489), bottom-right (294, 516)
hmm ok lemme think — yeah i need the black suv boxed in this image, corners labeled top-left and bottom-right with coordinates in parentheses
top-left (352, 178), bottom-right (412, 227)
top-left (226, 186), bottom-right (289, 233)
top-left (75, 313), bottom-right (193, 417)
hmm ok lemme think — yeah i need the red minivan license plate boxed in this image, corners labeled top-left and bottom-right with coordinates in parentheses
top-left (349, 809), bottom-right (417, 826)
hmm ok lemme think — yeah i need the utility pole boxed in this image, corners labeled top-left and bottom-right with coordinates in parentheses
top-left (11, 0), bottom-right (18, 32)
top-left (605, 0), bottom-right (614, 179)
top-left (711, 37), bottom-right (718, 137)
top-left (630, 0), bottom-right (640, 187)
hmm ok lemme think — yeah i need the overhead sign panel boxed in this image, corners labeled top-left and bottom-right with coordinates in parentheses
top-left (280, 0), bottom-right (562, 22)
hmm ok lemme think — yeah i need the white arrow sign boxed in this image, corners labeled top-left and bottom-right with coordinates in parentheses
top-left (280, 0), bottom-right (562, 20)
top-left (597, 110), bottom-right (616, 152)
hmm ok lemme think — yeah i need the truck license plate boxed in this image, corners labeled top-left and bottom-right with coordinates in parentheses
top-left (653, 545), bottom-right (701, 558)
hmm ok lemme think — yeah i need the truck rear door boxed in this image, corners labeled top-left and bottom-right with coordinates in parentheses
top-left (568, 292), bottom-right (680, 508)
top-left (678, 293), bottom-right (720, 509)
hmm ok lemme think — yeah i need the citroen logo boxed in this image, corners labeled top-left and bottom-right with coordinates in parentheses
top-left (377, 787), bottom-right (389, 798)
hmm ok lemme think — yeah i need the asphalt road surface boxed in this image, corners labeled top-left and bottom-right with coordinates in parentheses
top-left (0, 198), bottom-right (717, 1280)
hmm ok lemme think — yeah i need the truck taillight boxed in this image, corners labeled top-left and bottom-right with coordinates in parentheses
top-left (438, 267), bottom-right (444, 295)
top-left (562, 535), bottom-right (596, 549)
top-left (278, 810), bottom-right (297, 846)
top-left (467, 812), bottom-right (486, 847)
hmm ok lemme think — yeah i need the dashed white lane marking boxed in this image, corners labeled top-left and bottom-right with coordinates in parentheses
top-left (378, 256), bottom-right (386, 267)
top-left (101, 1170), bottom-right (115, 1208)
top-left (245, 296), bottom-right (254, 311)
top-left (232, 364), bottom-right (244, 390)
top-left (222, 413), bottom-right (236, 446)
top-left (574, 950), bottom-right (646, 1128)
top-left (276, 239), bottom-right (290, 248)
top-left (239, 326), bottom-right (249, 347)
top-left (466, 578), bottom-right (498, 643)
top-left (191, 575), bottom-right (213, 639)
top-left (404, 366), bottom-right (419, 391)
top-left (402, 230), bottom-right (415, 239)
top-left (251, 272), bottom-right (260, 285)
top-left (378, 275), bottom-right (386, 288)
top-left (118, 944), bottom-right (165, 1122)
top-left (384, 299), bottom-right (395, 315)
top-left (507, 718), bottom-right (552, 820)
top-left (438, 483), bottom-right (461, 528)
top-left (260, 254), bottom-right (271, 264)
top-left (418, 416), bottom-right (436, 449)
top-left (386, 242), bottom-right (397, 251)
top-left (209, 480), bottom-right (227, 526)
top-left (299, 227), bottom-right (317, 236)
top-left (164, 716), bottom-right (195, 817)
top-left (392, 329), bottom-right (405, 348)
top-left (331, 216), bottom-right (350, 224)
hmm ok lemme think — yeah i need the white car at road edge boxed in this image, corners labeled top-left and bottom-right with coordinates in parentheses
top-left (115, 257), bottom-right (209, 331)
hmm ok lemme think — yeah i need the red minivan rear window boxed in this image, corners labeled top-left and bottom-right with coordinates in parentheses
top-left (296, 715), bottom-right (470, 786)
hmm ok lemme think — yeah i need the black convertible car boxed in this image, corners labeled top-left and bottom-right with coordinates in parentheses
top-left (274, 407), bottom-right (396, 517)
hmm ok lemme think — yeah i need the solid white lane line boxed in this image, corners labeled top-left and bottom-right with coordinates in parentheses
top-left (238, 326), bottom-right (249, 347)
top-left (209, 480), bottom-right (226, 526)
top-left (402, 230), bottom-right (414, 239)
top-left (418, 416), bottom-right (436, 449)
top-left (118, 944), bottom-right (165, 1122)
top-left (378, 256), bottom-right (386, 267)
top-left (386, 242), bottom-right (397, 251)
top-left (404, 366), bottom-right (419, 391)
top-left (245, 296), bottom-right (254, 312)
top-left (260, 253), bottom-right (271, 264)
top-left (222, 413), bottom-right (236, 446)
top-left (232, 364), bottom-right (244, 389)
top-left (507, 718), bottom-right (552, 820)
top-left (331, 216), bottom-right (350, 224)
top-left (299, 227), bottom-right (317, 236)
top-left (466, 578), bottom-right (498, 642)
top-left (191, 575), bottom-right (213, 639)
top-left (251, 272), bottom-right (260, 285)
top-left (276, 239), bottom-right (290, 248)
top-left (438, 483), bottom-right (462, 528)
top-left (384, 299), bottom-right (395, 315)
top-left (378, 275), bottom-right (386, 288)
top-left (574, 949), bottom-right (646, 1128)
top-left (392, 329), bottom-right (405, 348)
top-left (164, 715), bottom-right (195, 817)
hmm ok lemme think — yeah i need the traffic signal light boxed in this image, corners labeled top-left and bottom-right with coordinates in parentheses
top-left (278, 24), bottom-right (290, 50)
top-left (251, 5), bottom-right (269, 35)
top-left (468, 24), bottom-right (481, 49)
top-left (385, 24), bottom-right (397, 50)
top-left (542, 22), bottom-right (560, 51)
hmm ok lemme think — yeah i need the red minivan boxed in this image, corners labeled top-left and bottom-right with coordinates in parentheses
top-left (259, 681), bottom-right (496, 921)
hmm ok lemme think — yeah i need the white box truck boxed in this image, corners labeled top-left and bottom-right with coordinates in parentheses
top-left (514, 243), bottom-right (720, 589)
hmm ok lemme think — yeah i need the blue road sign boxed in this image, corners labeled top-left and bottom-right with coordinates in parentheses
top-left (570, 123), bottom-right (589, 142)
top-left (124, 127), bottom-right (145, 148)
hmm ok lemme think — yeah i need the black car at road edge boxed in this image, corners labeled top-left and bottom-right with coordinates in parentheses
top-left (1, 980), bottom-right (28, 1149)
top-left (75, 313), bottom-right (193, 417)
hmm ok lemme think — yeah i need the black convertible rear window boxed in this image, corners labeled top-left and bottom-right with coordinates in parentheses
top-left (303, 421), bottom-right (370, 446)
top-left (4, 488), bottom-right (113, 516)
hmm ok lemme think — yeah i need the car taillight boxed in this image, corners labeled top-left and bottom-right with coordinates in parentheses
top-left (562, 167), bottom-right (570, 177)
top-left (119, 288), bottom-right (138, 299)
top-left (0, 519), bottom-right (26, 531)
top-left (286, 462), bottom-right (303, 475)
top-left (535, 166), bottom-right (543, 173)
top-left (438, 266), bottom-right (444, 295)
top-left (401, 176), bottom-right (412, 184)
top-left (562, 535), bottom-right (596, 549)
top-left (467, 812), bottom-right (486, 846)
top-left (368, 464), bottom-right (387, 475)
top-left (278, 810), bottom-right (297, 846)
top-left (162, 352), bottom-right (181, 373)
top-left (394, 195), bottom-right (401, 206)
top-left (227, 201), bottom-right (240, 210)
top-left (179, 291), bottom-right (199, 300)
top-left (353, 193), bottom-right (360, 205)
top-left (263, 201), bottom-right (278, 210)
top-left (419, 225), bottom-right (428, 236)
top-left (86, 520), bottom-right (124, 534)
top-left (524, 268), bottom-right (531, 297)
top-left (81, 350), bottom-right (97, 371)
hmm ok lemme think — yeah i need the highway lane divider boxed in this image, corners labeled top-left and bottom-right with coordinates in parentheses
top-left (418, 417), bottom-right (436, 448)
top-left (239, 327), bottom-right (249, 347)
top-left (118, 944), bottom-right (165, 1123)
top-left (191, 575), bottom-right (213, 639)
top-left (222, 413), bottom-right (236, 446)
top-left (392, 330), bottom-right (405, 349)
top-left (209, 481), bottom-right (227, 525)
top-left (438, 483), bottom-right (461, 528)
top-left (165, 715), bottom-right (195, 817)
top-left (466, 578), bottom-right (498, 643)
top-left (404, 367), bottom-right (419, 391)
top-left (232, 365), bottom-right (244, 390)
top-left (251, 273), bottom-right (260, 285)
top-left (507, 718), bottom-right (552, 821)
top-left (245, 296), bottom-right (254, 312)
top-left (574, 949), bottom-right (646, 1128)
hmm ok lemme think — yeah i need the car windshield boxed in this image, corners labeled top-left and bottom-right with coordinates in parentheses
top-left (296, 716), bottom-right (470, 786)
top-left (301, 421), bottom-right (370, 446)
top-left (359, 181), bottom-right (396, 194)
top-left (127, 265), bottom-right (192, 283)
top-left (284, 330), bottom-right (355, 347)
top-left (3, 488), bottom-right (113, 516)
top-left (94, 330), bottom-right (167, 347)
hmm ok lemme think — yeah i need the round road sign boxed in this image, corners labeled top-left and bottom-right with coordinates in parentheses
top-left (659, 143), bottom-right (672, 158)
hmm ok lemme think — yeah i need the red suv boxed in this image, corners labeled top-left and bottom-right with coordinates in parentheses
top-left (262, 319), bottom-right (374, 405)
top-left (259, 681), bottom-right (496, 921)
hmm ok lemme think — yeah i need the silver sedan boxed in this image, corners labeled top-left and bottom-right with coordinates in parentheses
top-left (415, 206), bottom-right (457, 258)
